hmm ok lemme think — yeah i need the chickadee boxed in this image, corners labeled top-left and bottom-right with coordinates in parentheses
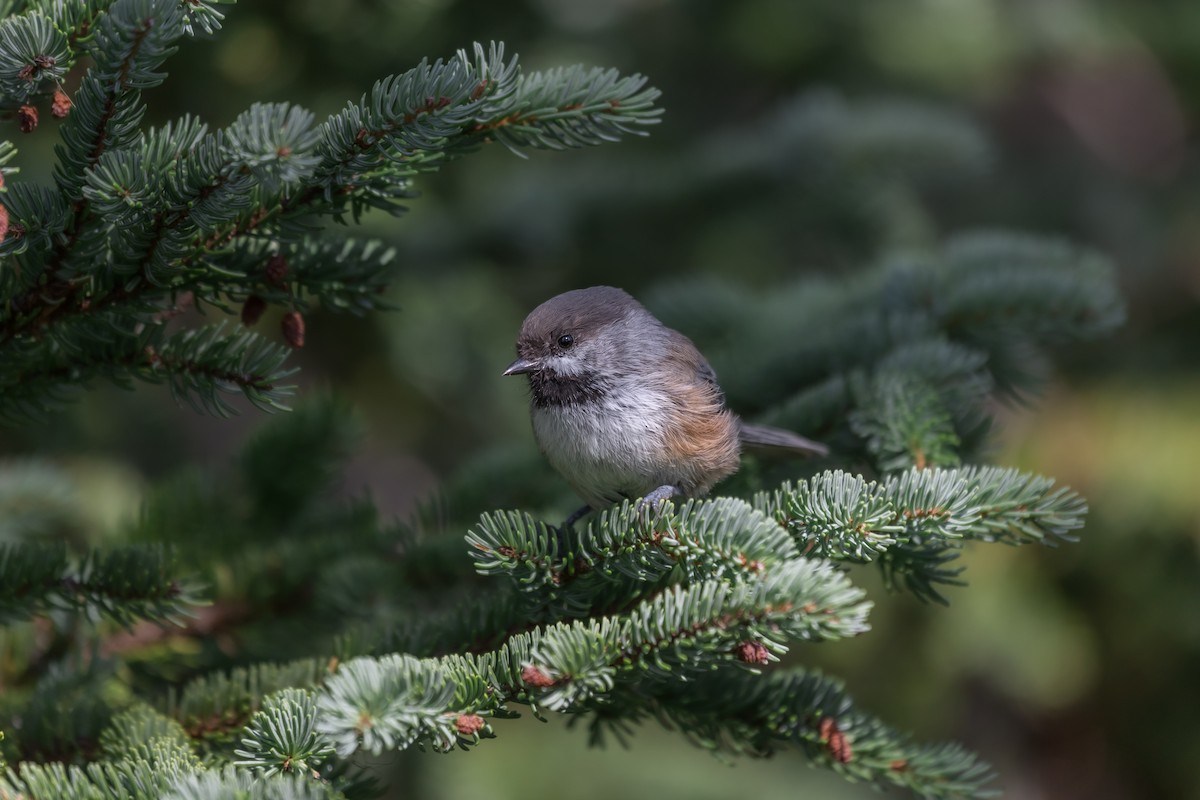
top-left (504, 286), bottom-right (826, 526)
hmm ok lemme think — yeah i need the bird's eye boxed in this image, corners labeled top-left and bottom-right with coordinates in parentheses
top-left (557, 333), bottom-right (574, 348)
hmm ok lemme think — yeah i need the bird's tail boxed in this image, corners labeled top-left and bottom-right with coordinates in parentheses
top-left (738, 422), bottom-right (828, 457)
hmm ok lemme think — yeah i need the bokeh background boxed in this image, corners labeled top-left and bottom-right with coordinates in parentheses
top-left (8, 1), bottom-right (1200, 798)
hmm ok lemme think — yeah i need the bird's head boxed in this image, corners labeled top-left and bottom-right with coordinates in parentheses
top-left (503, 286), bottom-right (654, 385)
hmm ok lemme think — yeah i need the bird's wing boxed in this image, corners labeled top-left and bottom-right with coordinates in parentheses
top-left (665, 328), bottom-right (727, 407)
top-left (665, 330), bottom-right (828, 457)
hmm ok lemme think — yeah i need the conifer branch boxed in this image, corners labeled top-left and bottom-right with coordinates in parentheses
top-left (234, 688), bottom-right (336, 779)
top-left (54, 0), bottom-right (185, 201)
top-left (0, 739), bottom-right (203, 800)
top-left (100, 704), bottom-right (193, 757)
top-left (164, 768), bottom-right (347, 800)
top-left (657, 232), bottom-right (1124, 472)
top-left (653, 667), bottom-right (998, 799)
top-left (0, 24), bottom-right (662, 419)
top-left (756, 466), bottom-right (1087, 601)
top-left (0, 750), bottom-right (348, 800)
top-left (0, 321), bottom-right (295, 422)
top-left (0, 11), bottom-right (71, 106)
top-left (0, 541), bottom-right (200, 626)
top-left (470, 498), bottom-right (802, 618)
top-left (166, 659), bottom-right (332, 741)
top-left (316, 559), bottom-right (871, 753)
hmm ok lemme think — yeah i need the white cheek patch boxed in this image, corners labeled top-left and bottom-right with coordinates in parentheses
top-left (543, 353), bottom-right (587, 377)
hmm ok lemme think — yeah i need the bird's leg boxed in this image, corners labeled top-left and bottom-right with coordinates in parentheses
top-left (560, 504), bottom-right (594, 530)
top-left (553, 504), bottom-right (594, 555)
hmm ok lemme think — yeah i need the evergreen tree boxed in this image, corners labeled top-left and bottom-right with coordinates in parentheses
top-left (0, 2), bottom-right (1124, 798)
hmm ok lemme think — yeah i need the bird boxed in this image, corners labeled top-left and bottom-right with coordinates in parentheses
top-left (503, 286), bottom-right (827, 528)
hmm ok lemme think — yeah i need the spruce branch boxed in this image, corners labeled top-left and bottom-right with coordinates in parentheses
top-left (655, 232), bottom-right (1123, 467)
top-left (53, 0), bottom-right (186, 202)
top-left (308, 41), bottom-right (660, 221)
top-left (848, 373), bottom-right (963, 472)
top-left (234, 688), bottom-right (336, 779)
top-left (756, 466), bottom-right (1087, 602)
top-left (216, 237), bottom-right (398, 316)
top-left (0, 541), bottom-right (201, 626)
top-left (469, 497), bottom-right (803, 618)
top-left (0, 739), bottom-right (347, 800)
top-left (3, 657), bottom-right (120, 763)
top-left (530, 560), bottom-right (870, 699)
top-left (0, 27), bottom-right (662, 420)
top-left (0, 540), bottom-right (69, 622)
top-left (481, 62), bottom-right (663, 153)
top-left (163, 768), bottom-right (347, 800)
top-left (653, 667), bottom-right (998, 799)
top-left (0, 10), bottom-right (71, 105)
top-left (941, 231), bottom-right (1126, 343)
top-left (319, 652), bottom-right (511, 763)
top-left (317, 559), bottom-right (871, 754)
top-left (369, 581), bottom-right (535, 659)
top-left (0, 321), bottom-right (295, 422)
top-left (150, 323), bottom-right (297, 416)
top-left (166, 659), bottom-right (331, 742)
top-left (178, 0), bottom-right (232, 37)
top-left (99, 704), bottom-right (192, 758)
top-left (316, 654), bottom-right (482, 757)
top-left (0, 738), bottom-right (201, 800)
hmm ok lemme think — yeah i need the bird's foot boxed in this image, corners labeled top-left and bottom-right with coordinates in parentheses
top-left (637, 485), bottom-right (680, 516)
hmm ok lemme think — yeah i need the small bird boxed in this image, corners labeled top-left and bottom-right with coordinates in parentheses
top-left (504, 286), bottom-right (827, 527)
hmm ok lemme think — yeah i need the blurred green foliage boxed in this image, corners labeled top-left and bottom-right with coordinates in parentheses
top-left (4, 0), bottom-right (1199, 798)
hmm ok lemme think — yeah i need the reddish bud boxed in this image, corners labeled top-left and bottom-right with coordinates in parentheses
top-left (0, 204), bottom-right (8, 241)
top-left (422, 96), bottom-right (451, 112)
top-left (265, 253), bottom-right (289, 287)
top-left (521, 664), bottom-right (556, 688)
top-left (818, 716), bottom-right (834, 740)
top-left (455, 714), bottom-right (486, 736)
top-left (281, 310), bottom-right (305, 348)
top-left (33, 54), bottom-right (55, 70)
top-left (241, 295), bottom-right (267, 327)
top-left (735, 641), bottom-right (770, 665)
top-left (828, 729), bottom-right (851, 763)
top-left (17, 105), bottom-right (37, 133)
top-left (818, 717), bottom-right (852, 763)
top-left (18, 64), bottom-right (36, 81)
top-left (51, 88), bottom-right (72, 119)
top-left (736, 553), bottom-right (765, 573)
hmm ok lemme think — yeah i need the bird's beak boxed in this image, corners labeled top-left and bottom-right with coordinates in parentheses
top-left (503, 357), bottom-right (540, 376)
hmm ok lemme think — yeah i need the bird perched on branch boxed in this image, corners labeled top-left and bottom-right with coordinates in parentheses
top-left (504, 286), bottom-right (826, 528)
